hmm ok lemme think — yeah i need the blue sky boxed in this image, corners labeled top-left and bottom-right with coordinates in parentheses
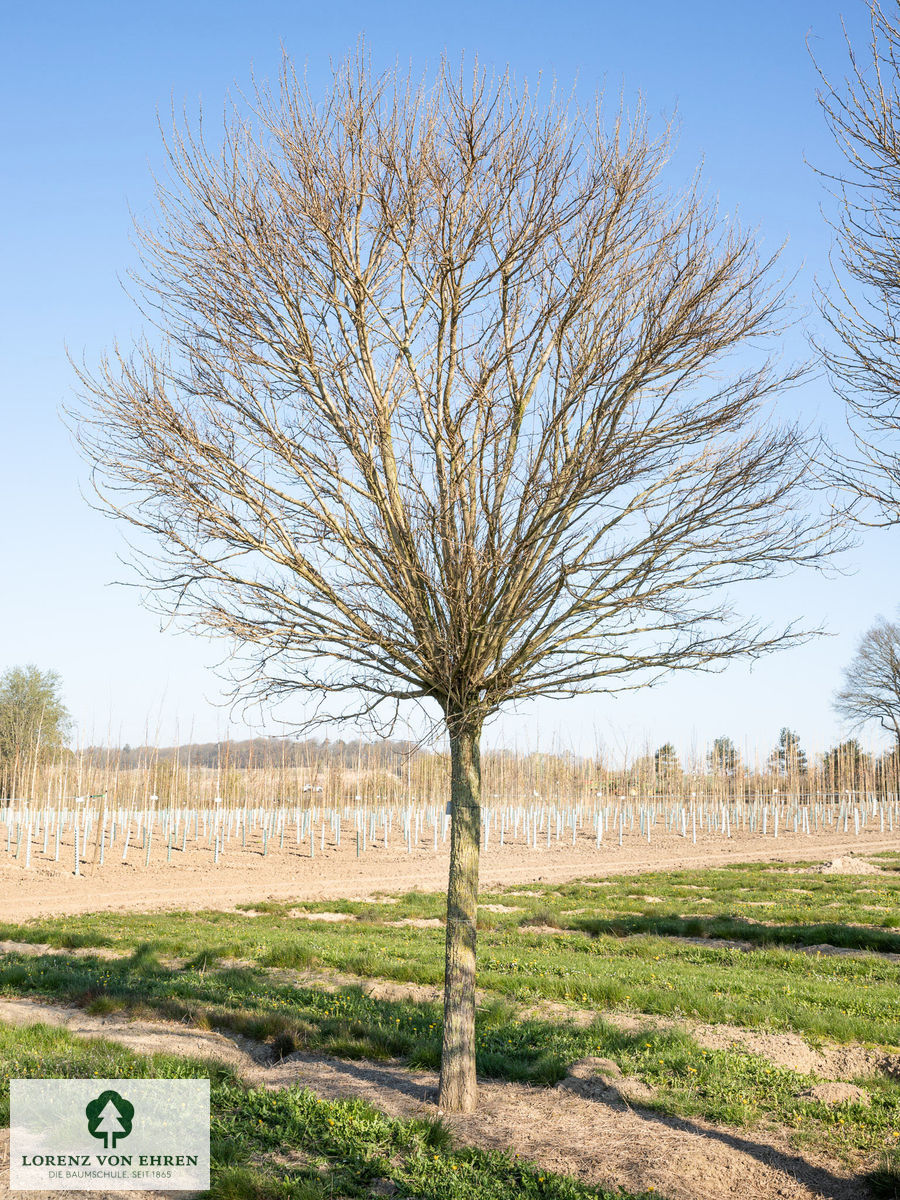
top-left (2, 0), bottom-right (896, 760)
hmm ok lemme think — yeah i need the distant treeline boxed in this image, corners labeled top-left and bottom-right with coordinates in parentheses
top-left (83, 737), bottom-right (420, 771)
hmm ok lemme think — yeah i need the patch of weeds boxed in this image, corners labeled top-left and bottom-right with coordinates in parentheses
top-left (521, 908), bottom-right (563, 929)
top-left (235, 901), bottom-right (291, 915)
top-left (353, 905), bottom-right (382, 923)
top-left (85, 995), bottom-right (124, 1016)
top-left (54, 930), bottom-right (111, 950)
top-left (260, 945), bottom-right (320, 971)
top-left (477, 997), bottom-right (518, 1030)
top-left (211, 1131), bottom-right (249, 1167)
top-left (129, 942), bottom-right (164, 971)
top-left (186, 948), bottom-right (230, 971)
top-left (408, 1115), bottom-right (453, 1152)
top-left (209, 1165), bottom-right (290, 1200)
top-left (868, 1148), bottom-right (900, 1198)
top-left (268, 1031), bottom-right (299, 1061)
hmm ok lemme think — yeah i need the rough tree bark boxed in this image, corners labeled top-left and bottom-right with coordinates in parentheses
top-left (439, 717), bottom-right (482, 1112)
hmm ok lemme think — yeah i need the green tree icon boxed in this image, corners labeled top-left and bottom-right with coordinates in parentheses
top-left (85, 1090), bottom-right (134, 1149)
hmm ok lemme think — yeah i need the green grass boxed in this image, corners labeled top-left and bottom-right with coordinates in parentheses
top-left (0, 946), bottom-right (616, 1085)
top-left (869, 1147), bottom-right (900, 1198)
top-left (5, 927), bottom-right (900, 1049)
top-left (869, 852), bottom-right (900, 876)
top-left (6, 862), bottom-right (900, 950)
top-left (569, 911), bottom-right (900, 951)
top-left (0, 1022), bottom-right (658, 1200)
top-left (0, 1021), bottom-right (234, 1124)
top-left (3, 864), bottom-right (898, 1047)
top-left (2, 950), bottom-right (899, 1163)
top-left (2, 860), bottom-right (899, 1169)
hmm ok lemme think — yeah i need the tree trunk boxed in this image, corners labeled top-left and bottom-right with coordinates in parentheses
top-left (438, 716), bottom-right (482, 1112)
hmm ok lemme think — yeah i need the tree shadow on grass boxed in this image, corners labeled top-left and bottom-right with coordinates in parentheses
top-left (304, 1055), bottom-right (865, 1200)
top-left (0, 964), bottom-right (872, 1200)
top-left (606, 1097), bottom-right (865, 1200)
top-left (571, 912), bottom-right (900, 955)
top-left (272, 1048), bottom-right (439, 1104)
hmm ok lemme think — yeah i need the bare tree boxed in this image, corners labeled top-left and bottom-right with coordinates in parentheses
top-left (835, 615), bottom-right (900, 750)
top-left (73, 52), bottom-right (839, 1111)
top-left (815, 2), bottom-right (900, 521)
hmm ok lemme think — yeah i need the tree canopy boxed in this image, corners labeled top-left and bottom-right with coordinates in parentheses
top-left (0, 665), bottom-right (70, 797)
top-left (816, 1), bottom-right (900, 522)
top-left (707, 735), bottom-right (740, 777)
top-left (769, 727), bottom-right (807, 778)
top-left (834, 615), bottom-right (900, 749)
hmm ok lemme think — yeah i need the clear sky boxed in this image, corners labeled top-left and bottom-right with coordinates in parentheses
top-left (2, 0), bottom-right (897, 761)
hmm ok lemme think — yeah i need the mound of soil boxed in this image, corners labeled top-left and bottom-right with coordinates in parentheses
top-left (818, 856), bottom-right (884, 875)
top-left (799, 1082), bottom-right (871, 1107)
top-left (558, 1056), bottom-right (658, 1105)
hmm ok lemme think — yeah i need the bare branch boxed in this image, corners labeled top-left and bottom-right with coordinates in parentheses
top-left (813, 3), bottom-right (900, 522)
top-left (71, 52), bottom-right (841, 735)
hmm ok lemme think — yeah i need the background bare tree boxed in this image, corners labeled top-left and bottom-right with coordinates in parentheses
top-left (815, 1), bottom-right (900, 521)
top-left (74, 52), bottom-right (838, 1111)
top-left (835, 615), bottom-right (900, 751)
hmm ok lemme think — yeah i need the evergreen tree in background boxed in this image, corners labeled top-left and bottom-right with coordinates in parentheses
top-left (653, 743), bottom-right (681, 783)
top-left (707, 735), bottom-right (740, 777)
top-left (769, 727), bottom-right (807, 777)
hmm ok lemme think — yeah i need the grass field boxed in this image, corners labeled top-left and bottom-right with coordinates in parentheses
top-left (2, 855), bottom-right (899, 1196)
top-left (4, 859), bottom-right (899, 1043)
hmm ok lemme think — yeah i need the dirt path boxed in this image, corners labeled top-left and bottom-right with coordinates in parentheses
top-left (0, 997), bottom-right (868, 1200)
top-left (3, 829), bottom-right (898, 921)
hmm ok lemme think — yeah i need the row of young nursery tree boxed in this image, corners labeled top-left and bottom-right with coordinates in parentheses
top-left (5, 717), bottom-right (899, 807)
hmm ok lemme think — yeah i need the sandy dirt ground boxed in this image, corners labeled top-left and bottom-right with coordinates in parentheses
top-left (2, 823), bottom-right (898, 921)
top-left (0, 997), bottom-right (870, 1200)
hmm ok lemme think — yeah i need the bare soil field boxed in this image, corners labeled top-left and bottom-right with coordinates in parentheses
top-left (2, 823), bottom-right (897, 921)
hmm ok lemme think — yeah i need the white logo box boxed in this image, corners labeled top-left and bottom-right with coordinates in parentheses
top-left (10, 1079), bottom-right (209, 1191)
